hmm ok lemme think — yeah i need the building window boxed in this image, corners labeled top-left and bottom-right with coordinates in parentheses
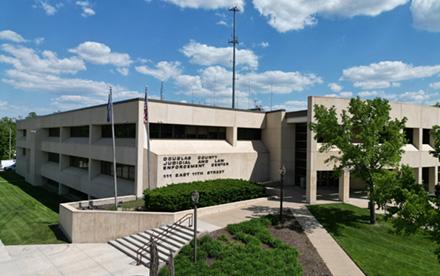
top-left (22, 148), bottom-right (26, 156)
top-left (22, 129), bottom-right (27, 137)
top-left (237, 128), bottom-right (262, 140)
top-left (423, 129), bottom-right (431, 145)
top-left (101, 161), bottom-right (135, 181)
top-left (48, 127), bottom-right (60, 137)
top-left (150, 123), bottom-right (226, 140)
top-left (47, 152), bottom-right (59, 163)
top-left (70, 126), bottom-right (89, 138)
top-left (101, 124), bottom-right (136, 138)
top-left (69, 156), bottom-right (89, 170)
top-left (404, 128), bottom-right (414, 145)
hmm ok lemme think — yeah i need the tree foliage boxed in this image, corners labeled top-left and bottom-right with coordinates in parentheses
top-left (0, 117), bottom-right (16, 160)
top-left (310, 97), bottom-right (407, 223)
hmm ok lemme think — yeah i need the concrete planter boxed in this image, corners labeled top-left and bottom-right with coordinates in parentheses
top-left (59, 196), bottom-right (268, 243)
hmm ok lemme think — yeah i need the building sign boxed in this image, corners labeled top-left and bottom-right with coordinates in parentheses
top-left (161, 155), bottom-right (229, 180)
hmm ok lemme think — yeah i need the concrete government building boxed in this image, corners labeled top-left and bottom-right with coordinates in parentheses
top-left (16, 96), bottom-right (440, 203)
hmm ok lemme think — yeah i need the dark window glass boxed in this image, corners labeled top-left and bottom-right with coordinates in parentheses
top-left (404, 128), bottom-right (414, 145)
top-left (48, 128), bottom-right (60, 137)
top-left (238, 128), bottom-right (262, 140)
top-left (22, 148), bottom-right (26, 156)
top-left (100, 161), bottom-right (135, 181)
top-left (423, 129), bottom-right (431, 145)
top-left (149, 123), bottom-right (226, 140)
top-left (101, 124), bottom-right (136, 138)
top-left (48, 152), bottom-right (59, 163)
top-left (70, 126), bottom-right (89, 138)
top-left (69, 156), bottom-right (89, 170)
top-left (22, 129), bottom-right (27, 137)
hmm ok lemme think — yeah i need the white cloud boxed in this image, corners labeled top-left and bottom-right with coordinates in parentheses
top-left (328, 82), bottom-right (342, 92)
top-left (431, 82), bottom-right (440, 90)
top-left (259, 41), bottom-right (269, 48)
top-left (0, 44), bottom-right (86, 75)
top-left (135, 61), bottom-right (182, 81)
top-left (217, 20), bottom-right (228, 26)
top-left (357, 90), bottom-right (386, 98)
top-left (410, 0), bottom-right (440, 32)
top-left (272, 100), bottom-right (307, 111)
top-left (325, 91), bottom-right (353, 98)
top-left (0, 30), bottom-right (26, 43)
top-left (181, 41), bottom-right (259, 70)
top-left (76, 1), bottom-right (96, 17)
top-left (252, 0), bottom-right (408, 32)
top-left (69, 41), bottom-right (132, 75)
top-left (163, 0), bottom-right (244, 10)
top-left (35, 1), bottom-right (60, 16)
top-left (341, 61), bottom-right (440, 89)
top-left (398, 90), bottom-right (432, 103)
top-left (34, 37), bottom-right (45, 45)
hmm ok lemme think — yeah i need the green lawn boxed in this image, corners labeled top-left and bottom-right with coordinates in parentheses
top-left (160, 216), bottom-right (302, 276)
top-left (0, 171), bottom-right (69, 245)
top-left (308, 203), bottom-right (440, 276)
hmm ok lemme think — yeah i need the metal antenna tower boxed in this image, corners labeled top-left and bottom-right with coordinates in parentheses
top-left (160, 81), bottom-right (164, 101)
top-left (229, 6), bottom-right (239, 109)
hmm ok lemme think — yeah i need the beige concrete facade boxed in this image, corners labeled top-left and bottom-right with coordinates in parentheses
top-left (16, 96), bottom-right (440, 202)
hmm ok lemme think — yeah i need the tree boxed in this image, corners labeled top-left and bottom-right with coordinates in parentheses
top-left (26, 112), bottom-right (37, 119)
top-left (310, 97), bottom-right (407, 224)
top-left (0, 117), bottom-right (16, 160)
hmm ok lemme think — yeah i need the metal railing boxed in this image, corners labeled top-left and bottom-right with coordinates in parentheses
top-left (136, 213), bottom-right (194, 265)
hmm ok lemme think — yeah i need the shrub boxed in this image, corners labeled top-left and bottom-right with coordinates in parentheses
top-left (144, 179), bottom-right (266, 212)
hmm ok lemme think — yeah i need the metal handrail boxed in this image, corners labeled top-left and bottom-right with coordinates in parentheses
top-left (136, 213), bottom-right (194, 265)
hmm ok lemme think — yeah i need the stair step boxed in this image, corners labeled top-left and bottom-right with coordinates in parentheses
top-left (108, 240), bottom-right (150, 267)
top-left (142, 230), bottom-right (185, 250)
top-left (150, 228), bottom-right (190, 245)
top-left (159, 226), bottom-right (193, 241)
top-left (123, 236), bottom-right (172, 260)
top-left (131, 234), bottom-right (178, 254)
top-left (115, 238), bottom-right (169, 263)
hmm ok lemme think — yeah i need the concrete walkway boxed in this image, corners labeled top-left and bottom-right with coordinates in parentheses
top-left (0, 243), bottom-right (147, 276)
top-left (199, 197), bottom-right (365, 276)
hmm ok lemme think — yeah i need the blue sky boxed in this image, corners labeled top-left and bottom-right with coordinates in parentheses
top-left (0, 0), bottom-right (440, 117)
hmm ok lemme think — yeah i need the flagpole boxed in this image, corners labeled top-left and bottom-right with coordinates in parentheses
top-left (110, 87), bottom-right (118, 209)
top-left (145, 86), bottom-right (152, 190)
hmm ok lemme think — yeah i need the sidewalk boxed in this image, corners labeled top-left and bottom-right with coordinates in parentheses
top-left (199, 197), bottom-right (365, 276)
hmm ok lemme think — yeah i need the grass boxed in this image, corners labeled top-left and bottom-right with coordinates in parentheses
top-left (308, 203), bottom-right (440, 276)
top-left (160, 216), bottom-right (302, 276)
top-left (0, 171), bottom-right (69, 245)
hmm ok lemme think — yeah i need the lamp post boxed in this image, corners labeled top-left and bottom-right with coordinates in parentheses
top-left (191, 191), bottom-right (199, 263)
top-left (279, 165), bottom-right (286, 220)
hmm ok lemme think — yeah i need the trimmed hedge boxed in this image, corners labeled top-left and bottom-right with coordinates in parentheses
top-left (144, 179), bottom-right (266, 212)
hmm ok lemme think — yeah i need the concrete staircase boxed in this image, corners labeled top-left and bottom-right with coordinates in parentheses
top-left (108, 223), bottom-right (197, 267)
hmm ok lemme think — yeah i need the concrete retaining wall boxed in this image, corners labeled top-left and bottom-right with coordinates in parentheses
top-left (59, 196), bottom-right (268, 243)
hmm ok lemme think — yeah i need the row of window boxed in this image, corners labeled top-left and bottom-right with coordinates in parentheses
top-left (46, 153), bottom-right (135, 181)
top-left (150, 123), bottom-right (262, 141)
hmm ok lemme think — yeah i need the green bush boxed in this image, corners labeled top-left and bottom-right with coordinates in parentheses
top-left (159, 217), bottom-right (302, 276)
top-left (144, 179), bottom-right (266, 212)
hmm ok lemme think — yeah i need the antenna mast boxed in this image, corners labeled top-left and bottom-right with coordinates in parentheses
top-left (229, 6), bottom-right (239, 109)
top-left (160, 81), bottom-right (164, 100)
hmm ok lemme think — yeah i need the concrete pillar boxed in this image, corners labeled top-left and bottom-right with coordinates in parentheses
top-left (413, 167), bottom-right (423, 184)
top-left (429, 166), bottom-right (438, 193)
top-left (306, 170), bottom-right (317, 204)
top-left (58, 183), bottom-right (69, 195)
top-left (414, 128), bottom-right (422, 150)
top-left (339, 169), bottom-right (350, 202)
top-left (226, 127), bottom-right (237, 147)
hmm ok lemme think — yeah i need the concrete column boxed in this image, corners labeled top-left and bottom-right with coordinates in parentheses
top-left (58, 183), bottom-right (69, 195)
top-left (135, 102), bottom-right (146, 196)
top-left (339, 169), bottom-right (350, 202)
top-left (429, 166), bottom-right (438, 193)
top-left (61, 127), bottom-right (69, 142)
top-left (306, 170), bottom-right (317, 204)
top-left (413, 167), bottom-right (423, 184)
top-left (414, 128), bottom-right (422, 150)
top-left (226, 127), bottom-right (237, 147)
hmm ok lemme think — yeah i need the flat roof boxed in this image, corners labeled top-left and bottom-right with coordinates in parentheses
top-left (24, 97), bottom-right (272, 121)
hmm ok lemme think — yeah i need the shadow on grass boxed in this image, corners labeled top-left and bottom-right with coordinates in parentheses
top-left (0, 171), bottom-right (70, 213)
top-left (308, 205), bottom-right (370, 236)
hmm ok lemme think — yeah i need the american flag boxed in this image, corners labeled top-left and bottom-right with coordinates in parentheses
top-left (107, 88), bottom-right (112, 122)
top-left (144, 88), bottom-right (148, 124)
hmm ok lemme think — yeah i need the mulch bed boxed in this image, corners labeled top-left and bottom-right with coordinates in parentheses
top-left (269, 215), bottom-right (332, 276)
top-left (208, 215), bottom-right (332, 276)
